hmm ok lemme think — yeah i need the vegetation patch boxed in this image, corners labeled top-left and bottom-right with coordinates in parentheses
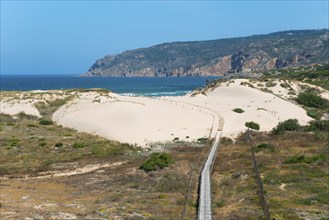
top-left (73, 142), bottom-right (86, 148)
top-left (253, 143), bottom-right (274, 153)
top-left (140, 153), bottom-right (174, 172)
top-left (39, 118), bottom-right (54, 125)
top-left (35, 96), bottom-right (74, 117)
top-left (91, 144), bottom-right (126, 157)
top-left (280, 82), bottom-right (291, 89)
top-left (232, 108), bottom-right (245, 114)
top-left (55, 142), bottom-right (63, 148)
top-left (245, 121), bottom-right (260, 130)
top-left (197, 137), bottom-right (209, 144)
top-left (296, 92), bottom-right (329, 109)
top-left (272, 119), bottom-right (300, 135)
top-left (265, 81), bottom-right (277, 87)
top-left (240, 81), bottom-right (255, 88)
top-left (285, 154), bottom-right (328, 164)
top-left (306, 109), bottom-right (321, 120)
top-left (307, 120), bottom-right (329, 131)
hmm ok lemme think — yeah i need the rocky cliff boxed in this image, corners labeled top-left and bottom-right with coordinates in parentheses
top-left (83, 29), bottom-right (329, 77)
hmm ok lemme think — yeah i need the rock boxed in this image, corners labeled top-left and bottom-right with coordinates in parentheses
top-left (232, 172), bottom-right (241, 179)
top-left (33, 215), bottom-right (44, 220)
top-left (58, 212), bottom-right (78, 220)
top-left (82, 30), bottom-right (329, 77)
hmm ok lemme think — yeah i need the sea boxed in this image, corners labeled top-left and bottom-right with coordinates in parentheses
top-left (0, 75), bottom-right (219, 96)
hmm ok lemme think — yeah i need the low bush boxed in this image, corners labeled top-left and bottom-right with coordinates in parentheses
top-left (307, 120), bottom-right (329, 131)
top-left (254, 143), bottom-right (274, 152)
top-left (272, 119), bottom-right (300, 135)
top-left (54, 142), bottom-right (63, 147)
top-left (197, 137), bottom-right (209, 144)
top-left (17, 112), bottom-right (38, 120)
top-left (296, 92), bottom-right (329, 109)
top-left (232, 108), bottom-right (245, 114)
top-left (140, 153), bottom-right (174, 172)
top-left (73, 142), bottom-right (86, 148)
top-left (220, 137), bottom-right (233, 144)
top-left (245, 121), bottom-right (260, 130)
top-left (280, 82), bottom-right (291, 89)
top-left (285, 154), bottom-right (328, 164)
top-left (39, 142), bottom-right (47, 147)
top-left (265, 81), bottom-right (277, 87)
top-left (306, 109), bottom-right (321, 120)
top-left (39, 118), bottom-right (54, 125)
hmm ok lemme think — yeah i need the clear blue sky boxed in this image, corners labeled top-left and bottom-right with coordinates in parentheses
top-left (1, 1), bottom-right (328, 75)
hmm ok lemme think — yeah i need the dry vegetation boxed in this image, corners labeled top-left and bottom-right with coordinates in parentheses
top-left (0, 112), bottom-right (212, 219)
top-left (212, 132), bottom-right (329, 220)
top-left (1, 85), bottom-right (329, 219)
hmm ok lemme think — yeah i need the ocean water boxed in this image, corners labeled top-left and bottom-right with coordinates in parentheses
top-left (0, 75), bottom-right (219, 96)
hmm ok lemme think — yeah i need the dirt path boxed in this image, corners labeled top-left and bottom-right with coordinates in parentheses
top-left (0, 161), bottom-right (126, 180)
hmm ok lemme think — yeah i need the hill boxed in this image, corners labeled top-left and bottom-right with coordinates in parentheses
top-left (83, 29), bottom-right (329, 77)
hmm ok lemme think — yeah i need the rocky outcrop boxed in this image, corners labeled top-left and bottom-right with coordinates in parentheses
top-left (83, 29), bottom-right (329, 77)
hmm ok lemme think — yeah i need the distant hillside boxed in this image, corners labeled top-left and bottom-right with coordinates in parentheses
top-left (83, 29), bottom-right (329, 77)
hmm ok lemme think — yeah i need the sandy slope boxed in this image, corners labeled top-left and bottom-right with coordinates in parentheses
top-left (168, 79), bottom-right (313, 138)
top-left (53, 93), bottom-right (215, 147)
top-left (1, 79), bottom-right (315, 146)
top-left (0, 100), bottom-right (41, 117)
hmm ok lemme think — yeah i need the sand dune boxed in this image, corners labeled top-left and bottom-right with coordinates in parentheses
top-left (1, 79), bottom-right (315, 147)
top-left (53, 94), bottom-right (215, 147)
top-left (168, 79), bottom-right (312, 138)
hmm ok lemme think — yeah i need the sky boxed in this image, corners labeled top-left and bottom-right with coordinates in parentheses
top-left (1, 1), bottom-right (328, 75)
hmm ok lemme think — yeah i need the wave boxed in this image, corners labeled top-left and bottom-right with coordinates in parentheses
top-left (120, 90), bottom-right (191, 97)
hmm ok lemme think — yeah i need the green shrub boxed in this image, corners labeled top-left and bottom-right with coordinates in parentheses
top-left (39, 142), bottom-right (47, 147)
top-left (280, 82), bottom-right (291, 89)
top-left (54, 142), bottom-right (63, 147)
top-left (73, 142), bottom-right (86, 148)
top-left (265, 81), bottom-right (277, 87)
top-left (306, 109), bottom-right (321, 120)
top-left (245, 121), bottom-right (260, 130)
top-left (8, 136), bottom-right (19, 146)
top-left (232, 108), bottom-right (245, 114)
top-left (39, 118), bottom-right (54, 125)
top-left (240, 81), bottom-right (255, 88)
top-left (307, 120), bottom-right (329, 131)
top-left (254, 143), bottom-right (274, 152)
top-left (17, 112), bottom-right (38, 120)
top-left (197, 137), bottom-right (209, 144)
top-left (296, 92), bottom-right (329, 109)
top-left (140, 153), bottom-right (174, 172)
top-left (272, 119), bottom-right (300, 135)
top-left (285, 154), bottom-right (328, 164)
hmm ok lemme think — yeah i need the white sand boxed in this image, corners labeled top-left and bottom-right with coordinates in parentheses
top-left (0, 100), bottom-right (41, 117)
top-left (167, 79), bottom-right (313, 138)
top-left (53, 93), bottom-right (215, 147)
top-left (1, 79), bottom-right (317, 146)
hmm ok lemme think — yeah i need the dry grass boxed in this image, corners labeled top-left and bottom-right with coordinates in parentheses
top-left (0, 112), bottom-right (213, 219)
top-left (212, 132), bottom-right (329, 219)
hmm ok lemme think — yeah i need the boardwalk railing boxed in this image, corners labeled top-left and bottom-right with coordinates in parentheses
top-left (198, 130), bottom-right (221, 220)
top-left (247, 131), bottom-right (271, 220)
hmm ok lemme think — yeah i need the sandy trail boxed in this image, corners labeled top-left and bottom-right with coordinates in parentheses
top-left (0, 162), bottom-right (125, 180)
